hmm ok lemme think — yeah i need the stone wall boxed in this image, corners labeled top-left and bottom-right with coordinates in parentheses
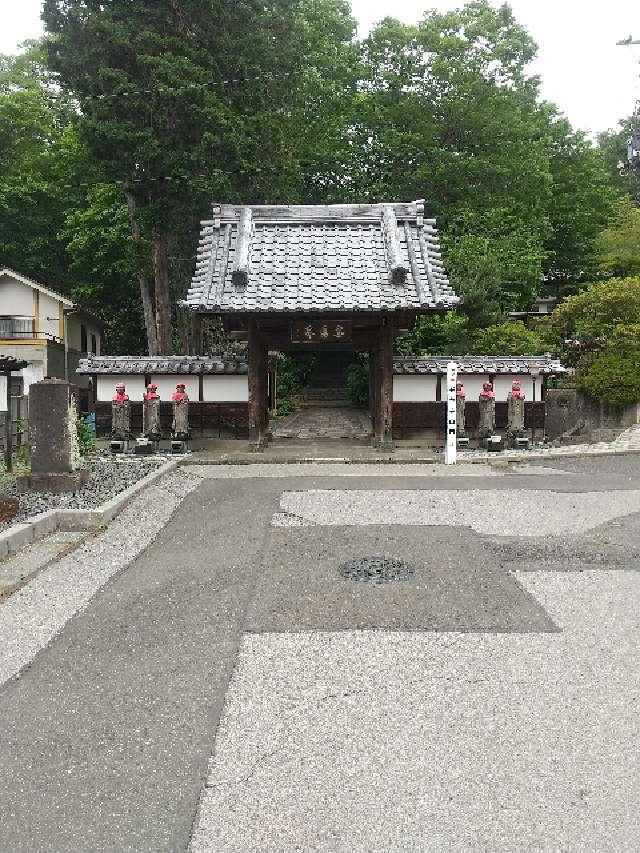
top-left (545, 389), bottom-right (640, 441)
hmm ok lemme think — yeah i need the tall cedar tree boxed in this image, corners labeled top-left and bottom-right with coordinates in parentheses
top-left (42, 0), bottom-right (357, 353)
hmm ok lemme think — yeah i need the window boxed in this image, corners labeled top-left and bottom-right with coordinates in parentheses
top-left (81, 324), bottom-right (87, 352)
top-left (91, 333), bottom-right (97, 355)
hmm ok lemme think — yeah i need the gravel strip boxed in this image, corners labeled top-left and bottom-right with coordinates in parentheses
top-left (273, 488), bottom-right (640, 536)
top-left (0, 469), bottom-right (202, 687)
top-left (0, 455), bottom-right (164, 533)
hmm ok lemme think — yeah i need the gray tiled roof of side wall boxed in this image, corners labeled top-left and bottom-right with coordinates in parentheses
top-left (185, 201), bottom-right (459, 313)
top-left (393, 356), bottom-right (567, 375)
top-left (77, 356), bottom-right (248, 375)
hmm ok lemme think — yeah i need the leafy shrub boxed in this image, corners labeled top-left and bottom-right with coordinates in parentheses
top-left (577, 351), bottom-right (640, 408)
top-left (276, 354), bottom-right (316, 398)
top-left (469, 321), bottom-right (547, 356)
top-left (345, 353), bottom-right (370, 407)
top-left (275, 398), bottom-right (298, 416)
top-left (77, 417), bottom-right (96, 456)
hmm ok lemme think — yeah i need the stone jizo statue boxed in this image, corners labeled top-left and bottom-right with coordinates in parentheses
top-left (478, 380), bottom-right (496, 439)
top-left (507, 379), bottom-right (526, 445)
top-left (171, 383), bottom-right (190, 441)
top-left (111, 382), bottom-right (131, 440)
top-left (456, 381), bottom-right (467, 437)
top-left (142, 383), bottom-right (162, 442)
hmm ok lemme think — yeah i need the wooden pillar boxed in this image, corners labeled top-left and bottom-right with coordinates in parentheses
top-left (378, 320), bottom-right (394, 449)
top-left (248, 319), bottom-right (267, 450)
top-left (4, 370), bottom-right (12, 474)
top-left (261, 342), bottom-right (269, 436)
top-left (368, 350), bottom-right (375, 435)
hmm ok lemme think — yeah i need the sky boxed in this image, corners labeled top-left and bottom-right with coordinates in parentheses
top-left (2, 0), bottom-right (639, 136)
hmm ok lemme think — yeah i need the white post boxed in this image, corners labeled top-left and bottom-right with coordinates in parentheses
top-left (445, 361), bottom-right (457, 465)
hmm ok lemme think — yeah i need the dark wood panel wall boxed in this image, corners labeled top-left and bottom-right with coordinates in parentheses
top-left (393, 401), bottom-right (546, 440)
top-left (95, 402), bottom-right (249, 439)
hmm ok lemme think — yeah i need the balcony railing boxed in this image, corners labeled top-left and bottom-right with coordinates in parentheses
top-left (0, 318), bottom-right (61, 342)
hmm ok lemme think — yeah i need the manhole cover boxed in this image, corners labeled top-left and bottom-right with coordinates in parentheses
top-left (339, 557), bottom-right (415, 584)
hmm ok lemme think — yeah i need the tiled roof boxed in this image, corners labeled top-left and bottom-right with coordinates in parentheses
top-left (185, 202), bottom-right (459, 314)
top-left (393, 356), bottom-right (567, 375)
top-left (77, 356), bottom-right (248, 375)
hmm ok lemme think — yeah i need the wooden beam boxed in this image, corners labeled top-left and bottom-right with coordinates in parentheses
top-left (248, 319), bottom-right (267, 450)
top-left (232, 207), bottom-right (252, 287)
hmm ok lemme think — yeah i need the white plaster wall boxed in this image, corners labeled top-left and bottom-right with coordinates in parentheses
top-left (22, 362), bottom-right (44, 394)
top-left (393, 375), bottom-right (438, 402)
top-left (0, 376), bottom-right (6, 411)
top-left (97, 375), bottom-right (146, 402)
top-left (151, 376), bottom-right (199, 401)
top-left (492, 374), bottom-right (534, 401)
top-left (0, 275), bottom-right (33, 315)
top-left (39, 293), bottom-right (62, 339)
top-left (66, 316), bottom-right (101, 353)
top-left (203, 375), bottom-right (248, 402)
top-left (455, 375), bottom-right (489, 400)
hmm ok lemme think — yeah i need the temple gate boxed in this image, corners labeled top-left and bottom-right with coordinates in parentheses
top-left (184, 201), bottom-right (459, 449)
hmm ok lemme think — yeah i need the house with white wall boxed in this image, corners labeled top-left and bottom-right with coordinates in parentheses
top-left (0, 268), bottom-right (102, 410)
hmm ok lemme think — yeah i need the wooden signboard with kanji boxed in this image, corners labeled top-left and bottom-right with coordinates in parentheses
top-left (291, 321), bottom-right (352, 344)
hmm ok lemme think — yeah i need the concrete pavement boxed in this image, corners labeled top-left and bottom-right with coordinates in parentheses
top-left (1, 457), bottom-right (640, 851)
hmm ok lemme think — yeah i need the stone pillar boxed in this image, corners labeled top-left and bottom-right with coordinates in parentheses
top-left (248, 318), bottom-right (267, 449)
top-left (17, 379), bottom-right (89, 493)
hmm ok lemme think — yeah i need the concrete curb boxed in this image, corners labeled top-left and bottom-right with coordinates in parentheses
top-left (179, 446), bottom-right (640, 467)
top-left (0, 461), bottom-right (178, 560)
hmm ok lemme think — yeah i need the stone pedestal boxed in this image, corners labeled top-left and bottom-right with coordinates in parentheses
top-left (17, 379), bottom-right (88, 494)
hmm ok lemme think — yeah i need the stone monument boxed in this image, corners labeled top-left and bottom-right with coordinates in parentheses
top-left (456, 381), bottom-right (469, 449)
top-left (111, 382), bottom-right (131, 453)
top-left (479, 380), bottom-right (502, 452)
top-left (507, 380), bottom-right (529, 449)
top-left (170, 383), bottom-right (190, 453)
top-left (17, 379), bottom-right (89, 493)
top-left (137, 383), bottom-right (161, 454)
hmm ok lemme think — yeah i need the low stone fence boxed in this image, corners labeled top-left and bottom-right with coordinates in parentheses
top-left (545, 389), bottom-right (640, 442)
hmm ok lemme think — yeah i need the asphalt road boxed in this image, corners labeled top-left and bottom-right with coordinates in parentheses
top-left (1, 458), bottom-right (639, 852)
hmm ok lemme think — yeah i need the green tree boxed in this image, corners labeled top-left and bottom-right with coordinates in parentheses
top-left (42, 0), bottom-right (357, 353)
top-left (469, 321), bottom-right (546, 356)
top-left (597, 118), bottom-right (640, 201)
top-left (598, 196), bottom-right (640, 278)
top-left (0, 42), bottom-right (88, 288)
top-left (548, 276), bottom-right (640, 406)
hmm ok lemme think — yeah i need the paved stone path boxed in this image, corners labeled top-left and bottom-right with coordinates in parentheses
top-left (272, 405), bottom-right (371, 440)
top-left (1, 457), bottom-right (640, 851)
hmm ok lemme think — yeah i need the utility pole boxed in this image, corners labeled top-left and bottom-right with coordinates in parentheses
top-left (617, 36), bottom-right (640, 176)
